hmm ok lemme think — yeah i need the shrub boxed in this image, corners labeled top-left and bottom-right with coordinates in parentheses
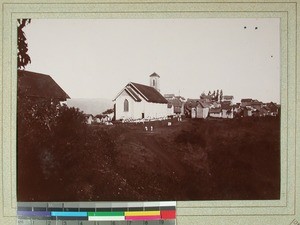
top-left (53, 105), bottom-right (87, 141)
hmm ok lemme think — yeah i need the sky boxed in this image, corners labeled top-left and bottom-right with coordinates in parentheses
top-left (23, 18), bottom-right (280, 103)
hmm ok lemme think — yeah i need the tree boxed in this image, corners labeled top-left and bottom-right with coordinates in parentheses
top-left (200, 92), bottom-right (206, 99)
top-left (215, 89), bottom-right (219, 101)
top-left (17, 19), bottom-right (31, 69)
top-left (102, 108), bottom-right (114, 115)
top-left (220, 89), bottom-right (223, 102)
top-left (212, 90), bottom-right (216, 97)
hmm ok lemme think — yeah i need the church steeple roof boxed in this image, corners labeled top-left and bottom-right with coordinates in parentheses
top-left (149, 72), bottom-right (160, 78)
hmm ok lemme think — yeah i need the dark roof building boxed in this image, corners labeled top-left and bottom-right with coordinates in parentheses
top-left (221, 100), bottom-right (232, 105)
top-left (200, 94), bottom-right (213, 102)
top-left (198, 101), bottom-right (210, 108)
top-left (167, 98), bottom-right (182, 107)
top-left (222, 95), bottom-right (234, 101)
top-left (221, 102), bottom-right (232, 110)
top-left (167, 98), bottom-right (185, 114)
top-left (266, 102), bottom-right (280, 115)
top-left (240, 98), bottom-right (253, 107)
top-left (18, 70), bottom-right (70, 102)
top-left (209, 107), bottom-right (222, 113)
top-left (185, 99), bottom-right (211, 109)
top-left (241, 98), bottom-right (253, 103)
top-left (185, 99), bottom-right (200, 109)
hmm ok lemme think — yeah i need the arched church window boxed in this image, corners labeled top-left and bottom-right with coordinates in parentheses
top-left (153, 79), bottom-right (155, 87)
top-left (124, 99), bottom-right (129, 112)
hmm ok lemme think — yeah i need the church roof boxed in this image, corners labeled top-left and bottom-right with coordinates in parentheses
top-left (125, 86), bottom-right (142, 102)
top-left (18, 70), bottom-right (70, 101)
top-left (130, 82), bottom-right (167, 103)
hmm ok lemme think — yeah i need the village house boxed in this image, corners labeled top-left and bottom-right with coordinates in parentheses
top-left (259, 106), bottom-right (270, 117)
top-left (196, 101), bottom-right (210, 119)
top-left (251, 100), bottom-right (263, 111)
top-left (113, 73), bottom-right (168, 121)
top-left (186, 92), bottom-right (235, 119)
top-left (221, 95), bottom-right (234, 105)
top-left (209, 107), bottom-right (222, 118)
top-left (241, 98), bottom-right (253, 107)
top-left (166, 99), bottom-right (184, 117)
top-left (94, 113), bottom-right (114, 124)
top-left (164, 94), bottom-right (185, 116)
top-left (250, 104), bottom-right (276, 117)
top-left (200, 93), bottom-right (214, 102)
top-left (221, 106), bottom-right (234, 119)
top-left (211, 101), bottom-right (221, 108)
top-left (18, 70), bottom-right (70, 104)
top-left (221, 102), bottom-right (234, 119)
top-left (266, 102), bottom-right (280, 116)
top-left (243, 106), bottom-right (253, 117)
top-left (185, 99), bottom-right (210, 119)
top-left (238, 98), bottom-right (280, 117)
top-left (184, 99), bottom-right (197, 118)
top-left (240, 99), bottom-right (261, 117)
top-left (85, 114), bottom-right (94, 125)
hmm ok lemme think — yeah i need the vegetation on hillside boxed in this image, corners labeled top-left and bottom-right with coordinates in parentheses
top-left (18, 108), bottom-right (280, 201)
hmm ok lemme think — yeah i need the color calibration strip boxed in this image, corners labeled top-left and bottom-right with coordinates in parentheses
top-left (17, 202), bottom-right (176, 223)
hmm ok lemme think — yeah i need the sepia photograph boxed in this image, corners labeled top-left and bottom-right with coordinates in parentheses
top-left (17, 18), bottom-right (281, 202)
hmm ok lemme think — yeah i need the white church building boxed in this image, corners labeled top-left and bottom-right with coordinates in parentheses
top-left (113, 73), bottom-right (168, 121)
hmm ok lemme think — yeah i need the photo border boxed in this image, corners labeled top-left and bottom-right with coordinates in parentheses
top-left (0, 1), bottom-right (298, 224)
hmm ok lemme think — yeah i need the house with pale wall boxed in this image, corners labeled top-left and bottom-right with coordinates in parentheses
top-left (241, 98), bottom-right (253, 107)
top-left (220, 102), bottom-right (234, 119)
top-left (113, 73), bottom-right (168, 121)
top-left (185, 99), bottom-right (210, 119)
top-left (209, 107), bottom-right (222, 118)
top-left (165, 95), bottom-right (185, 116)
top-left (196, 102), bottom-right (210, 119)
top-left (221, 107), bottom-right (234, 119)
top-left (221, 95), bottom-right (234, 105)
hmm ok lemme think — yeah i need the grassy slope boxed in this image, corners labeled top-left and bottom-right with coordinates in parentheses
top-left (18, 117), bottom-right (280, 201)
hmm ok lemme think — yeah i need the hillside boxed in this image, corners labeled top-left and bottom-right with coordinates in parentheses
top-left (66, 98), bottom-right (113, 115)
top-left (18, 117), bottom-right (280, 201)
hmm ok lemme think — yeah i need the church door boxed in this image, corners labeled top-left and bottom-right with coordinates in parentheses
top-left (142, 113), bottom-right (145, 119)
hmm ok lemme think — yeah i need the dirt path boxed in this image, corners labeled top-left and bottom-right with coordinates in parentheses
top-left (138, 131), bottom-right (187, 179)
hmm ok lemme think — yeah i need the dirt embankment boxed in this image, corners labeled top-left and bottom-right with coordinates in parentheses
top-left (18, 117), bottom-right (280, 201)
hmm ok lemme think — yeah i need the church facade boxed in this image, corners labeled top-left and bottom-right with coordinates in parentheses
top-left (113, 73), bottom-right (168, 121)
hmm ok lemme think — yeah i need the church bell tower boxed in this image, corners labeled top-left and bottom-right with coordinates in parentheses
top-left (149, 72), bottom-right (160, 92)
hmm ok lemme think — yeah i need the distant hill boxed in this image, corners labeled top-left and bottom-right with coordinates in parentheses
top-left (66, 98), bottom-right (113, 115)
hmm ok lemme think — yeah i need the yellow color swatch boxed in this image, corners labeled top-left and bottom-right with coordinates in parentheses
top-left (124, 211), bottom-right (160, 216)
